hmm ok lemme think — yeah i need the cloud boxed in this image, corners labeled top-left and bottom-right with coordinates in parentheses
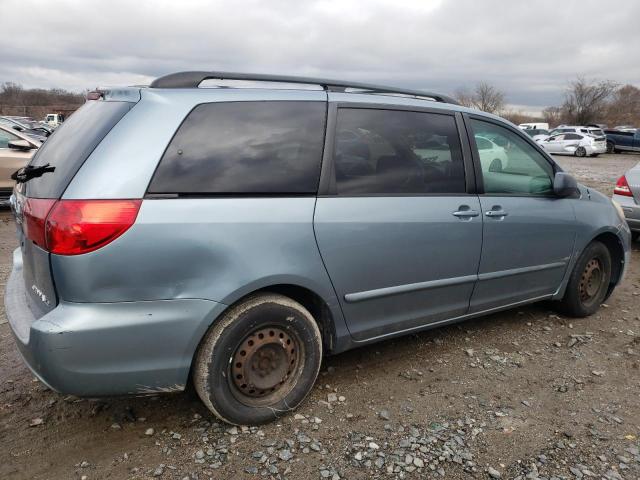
top-left (1, 0), bottom-right (638, 110)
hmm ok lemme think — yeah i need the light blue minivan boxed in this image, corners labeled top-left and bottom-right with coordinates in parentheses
top-left (5, 72), bottom-right (631, 424)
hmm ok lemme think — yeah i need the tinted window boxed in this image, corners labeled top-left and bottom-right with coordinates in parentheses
top-left (333, 109), bottom-right (465, 195)
top-left (565, 133), bottom-right (582, 140)
top-left (470, 119), bottom-right (554, 195)
top-left (26, 100), bottom-right (133, 198)
top-left (149, 102), bottom-right (326, 194)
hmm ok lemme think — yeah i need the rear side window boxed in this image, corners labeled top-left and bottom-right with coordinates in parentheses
top-left (26, 101), bottom-right (133, 199)
top-left (333, 108), bottom-right (465, 195)
top-left (149, 101), bottom-right (326, 194)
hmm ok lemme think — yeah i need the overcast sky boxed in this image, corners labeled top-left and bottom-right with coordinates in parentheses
top-left (3, 0), bottom-right (639, 113)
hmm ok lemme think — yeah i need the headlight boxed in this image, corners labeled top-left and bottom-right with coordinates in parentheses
top-left (612, 199), bottom-right (626, 222)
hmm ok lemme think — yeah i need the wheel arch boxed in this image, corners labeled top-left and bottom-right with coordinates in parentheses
top-left (589, 231), bottom-right (626, 298)
top-left (204, 279), bottom-right (342, 355)
top-left (254, 284), bottom-right (338, 352)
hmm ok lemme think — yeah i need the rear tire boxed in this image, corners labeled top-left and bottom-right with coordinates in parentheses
top-left (193, 293), bottom-right (322, 425)
top-left (556, 241), bottom-right (611, 317)
top-left (575, 146), bottom-right (587, 157)
top-left (606, 141), bottom-right (615, 154)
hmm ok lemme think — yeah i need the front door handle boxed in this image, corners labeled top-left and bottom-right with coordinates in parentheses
top-left (452, 206), bottom-right (479, 219)
top-left (485, 209), bottom-right (508, 217)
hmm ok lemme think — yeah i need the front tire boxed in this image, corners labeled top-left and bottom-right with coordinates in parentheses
top-left (193, 293), bottom-right (322, 425)
top-left (557, 241), bottom-right (612, 317)
top-left (575, 146), bottom-right (587, 157)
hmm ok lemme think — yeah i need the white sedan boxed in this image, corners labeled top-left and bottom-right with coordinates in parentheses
top-left (475, 135), bottom-right (508, 171)
top-left (537, 132), bottom-right (606, 157)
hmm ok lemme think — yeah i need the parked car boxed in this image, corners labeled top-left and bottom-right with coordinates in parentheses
top-left (523, 128), bottom-right (549, 139)
top-left (0, 117), bottom-right (49, 143)
top-left (43, 113), bottom-right (65, 128)
top-left (537, 132), bottom-right (607, 157)
top-left (612, 163), bottom-right (640, 241)
top-left (0, 124), bottom-right (40, 200)
top-left (604, 129), bottom-right (640, 154)
top-left (8, 116), bottom-right (54, 136)
top-left (518, 122), bottom-right (549, 130)
top-left (613, 125), bottom-right (636, 132)
top-left (4, 72), bottom-right (631, 425)
top-left (474, 135), bottom-right (508, 171)
top-left (545, 126), bottom-right (606, 139)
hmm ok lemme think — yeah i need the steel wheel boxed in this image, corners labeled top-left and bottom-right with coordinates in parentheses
top-left (229, 326), bottom-right (302, 407)
top-left (556, 241), bottom-right (611, 318)
top-left (579, 258), bottom-right (603, 303)
top-left (193, 293), bottom-right (322, 425)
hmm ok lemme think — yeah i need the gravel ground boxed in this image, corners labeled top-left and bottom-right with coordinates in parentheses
top-left (1, 153), bottom-right (639, 480)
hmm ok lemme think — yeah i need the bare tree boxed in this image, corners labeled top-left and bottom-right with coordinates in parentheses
top-left (472, 82), bottom-right (505, 114)
top-left (454, 82), bottom-right (505, 114)
top-left (542, 106), bottom-right (563, 127)
top-left (0, 82), bottom-right (85, 119)
top-left (562, 77), bottom-right (617, 125)
top-left (605, 84), bottom-right (640, 127)
top-left (500, 110), bottom-right (541, 125)
top-left (453, 88), bottom-right (474, 109)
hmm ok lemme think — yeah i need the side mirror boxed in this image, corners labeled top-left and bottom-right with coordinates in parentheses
top-left (8, 139), bottom-right (35, 151)
top-left (553, 172), bottom-right (579, 198)
top-left (12, 125), bottom-right (23, 131)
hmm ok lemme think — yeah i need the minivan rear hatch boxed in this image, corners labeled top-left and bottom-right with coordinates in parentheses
top-left (12, 93), bottom-right (138, 319)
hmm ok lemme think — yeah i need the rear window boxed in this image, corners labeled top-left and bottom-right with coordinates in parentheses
top-left (26, 100), bottom-right (133, 198)
top-left (148, 101), bottom-right (326, 194)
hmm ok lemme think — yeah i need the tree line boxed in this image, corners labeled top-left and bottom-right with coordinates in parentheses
top-left (455, 77), bottom-right (640, 128)
top-left (0, 82), bottom-right (85, 119)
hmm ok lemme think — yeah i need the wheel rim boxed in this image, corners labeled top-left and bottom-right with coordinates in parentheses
top-left (579, 257), bottom-right (603, 302)
top-left (229, 326), bottom-right (301, 406)
top-left (576, 147), bottom-right (586, 157)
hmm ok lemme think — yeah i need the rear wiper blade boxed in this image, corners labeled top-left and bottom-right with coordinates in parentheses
top-left (11, 163), bottom-right (55, 183)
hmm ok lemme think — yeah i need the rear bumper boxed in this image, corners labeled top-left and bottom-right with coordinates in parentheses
top-left (4, 248), bottom-right (225, 396)
top-left (613, 194), bottom-right (640, 232)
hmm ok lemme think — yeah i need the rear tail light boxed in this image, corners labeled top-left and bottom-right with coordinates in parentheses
top-left (614, 176), bottom-right (633, 197)
top-left (21, 198), bottom-right (141, 255)
top-left (22, 198), bottom-right (57, 249)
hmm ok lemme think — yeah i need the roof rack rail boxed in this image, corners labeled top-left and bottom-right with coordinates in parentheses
top-left (149, 71), bottom-right (458, 105)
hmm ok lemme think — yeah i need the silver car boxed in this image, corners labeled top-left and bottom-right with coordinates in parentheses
top-left (537, 132), bottom-right (607, 157)
top-left (4, 71), bottom-right (632, 425)
top-left (613, 163), bottom-right (640, 241)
